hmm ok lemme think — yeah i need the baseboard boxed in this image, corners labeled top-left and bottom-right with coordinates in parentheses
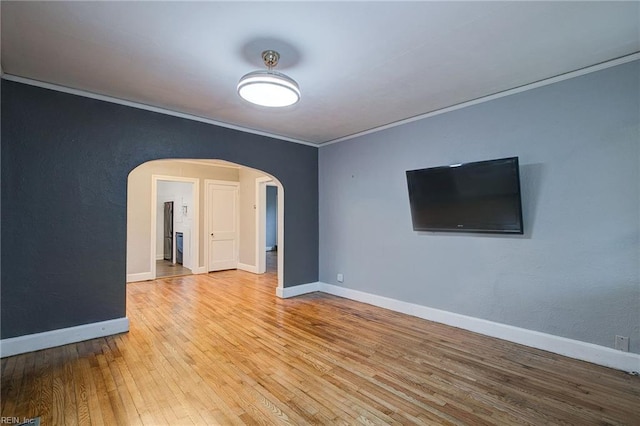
top-left (276, 281), bottom-right (321, 299)
top-left (192, 266), bottom-right (207, 274)
top-left (237, 263), bottom-right (259, 274)
top-left (0, 317), bottom-right (130, 358)
top-left (156, 255), bottom-right (164, 261)
top-left (126, 272), bottom-right (154, 283)
top-left (308, 283), bottom-right (639, 373)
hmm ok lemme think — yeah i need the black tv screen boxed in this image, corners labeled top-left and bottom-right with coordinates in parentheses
top-left (406, 157), bottom-right (523, 234)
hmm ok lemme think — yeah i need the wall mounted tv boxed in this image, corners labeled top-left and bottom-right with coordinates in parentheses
top-left (406, 157), bottom-right (524, 234)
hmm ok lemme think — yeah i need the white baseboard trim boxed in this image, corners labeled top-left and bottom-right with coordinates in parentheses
top-left (305, 283), bottom-right (639, 373)
top-left (237, 263), bottom-right (259, 274)
top-left (156, 255), bottom-right (164, 261)
top-left (276, 281), bottom-right (321, 299)
top-left (192, 266), bottom-right (207, 274)
top-left (126, 272), bottom-right (154, 283)
top-left (0, 317), bottom-right (130, 358)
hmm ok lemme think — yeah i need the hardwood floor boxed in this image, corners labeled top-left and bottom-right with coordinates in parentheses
top-left (266, 250), bottom-right (277, 274)
top-left (156, 260), bottom-right (192, 278)
top-left (2, 269), bottom-right (638, 425)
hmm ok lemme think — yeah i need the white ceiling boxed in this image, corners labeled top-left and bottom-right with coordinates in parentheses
top-left (2, 1), bottom-right (639, 146)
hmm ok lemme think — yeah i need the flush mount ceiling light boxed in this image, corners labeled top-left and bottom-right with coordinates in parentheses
top-left (237, 50), bottom-right (300, 107)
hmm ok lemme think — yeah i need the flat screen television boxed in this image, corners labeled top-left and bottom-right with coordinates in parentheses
top-left (406, 157), bottom-right (524, 234)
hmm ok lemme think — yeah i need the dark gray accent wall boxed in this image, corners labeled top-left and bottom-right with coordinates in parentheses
top-left (319, 60), bottom-right (640, 353)
top-left (1, 80), bottom-right (318, 339)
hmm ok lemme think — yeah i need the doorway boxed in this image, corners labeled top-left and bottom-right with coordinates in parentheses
top-left (255, 177), bottom-right (284, 288)
top-left (127, 159), bottom-right (285, 295)
top-left (163, 201), bottom-right (174, 262)
top-left (151, 175), bottom-right (199, 279)
top-left (265, 184), bottom-right (278, 274)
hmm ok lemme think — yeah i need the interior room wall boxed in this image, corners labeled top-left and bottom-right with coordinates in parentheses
top-left (319, 60), bottom-right (640, 353)
top-left (1, 81), bottom-right (319, 339)
top-left (127, 160), bottom-right (238, 275)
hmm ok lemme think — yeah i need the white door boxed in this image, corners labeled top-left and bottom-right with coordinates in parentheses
top-left (207, 182), bottom-right (239, 272)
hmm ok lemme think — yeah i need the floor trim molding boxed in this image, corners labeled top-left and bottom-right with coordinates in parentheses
top-left (126, 272), bottom-right (153, 283)
top-left (5, 282), bottom-right (637, 371)
top-left (286, 282), bottom-right (639, 372)
top-left (0, 317), bottom-right (130, 358)
top-left (276, 281), bottom-right (321, 299)
top-left (237, 263), bottom-right (259, 274)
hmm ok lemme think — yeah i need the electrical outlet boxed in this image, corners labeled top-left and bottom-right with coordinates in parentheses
top-left (337, 273), bottom-right (344, 283)
top-left (615, 335), bottom-right (629, 352)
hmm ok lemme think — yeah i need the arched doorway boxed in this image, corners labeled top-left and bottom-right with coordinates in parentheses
top-left (126, 159), bottom-right (284, 292)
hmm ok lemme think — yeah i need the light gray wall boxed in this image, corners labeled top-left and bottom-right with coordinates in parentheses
top-left (319, 60), bottom-right (640, 353)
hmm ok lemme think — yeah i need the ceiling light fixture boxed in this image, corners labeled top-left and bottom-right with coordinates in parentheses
top-left (237, 50), bottom-right (300, 107)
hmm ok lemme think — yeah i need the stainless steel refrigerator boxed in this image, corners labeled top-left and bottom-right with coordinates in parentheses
top-left (163, 201), bottom-right (173, 261)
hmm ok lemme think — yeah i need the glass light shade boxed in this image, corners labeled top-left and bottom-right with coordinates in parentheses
top-left (237, 70), bottom-right (300, 107)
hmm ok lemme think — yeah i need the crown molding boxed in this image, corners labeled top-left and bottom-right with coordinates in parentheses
top-left (4, 52), bottom-right (638, 149)
top-left (320, 52), bottom-right (640, 147)
top-left (0, 74), bottom-right (319, 148)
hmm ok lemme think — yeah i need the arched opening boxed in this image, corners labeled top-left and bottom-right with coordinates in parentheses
top-left (126, 158), bottom-right (284, 291)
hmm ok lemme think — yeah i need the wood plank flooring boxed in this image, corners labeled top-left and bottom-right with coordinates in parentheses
top-left (2, 269), bottom-right (639, 425)
top-left (156, 260), bottom-right (192, 278)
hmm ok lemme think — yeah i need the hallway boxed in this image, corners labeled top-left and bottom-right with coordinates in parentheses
top-left (155, 259), bottom-right (192, 278)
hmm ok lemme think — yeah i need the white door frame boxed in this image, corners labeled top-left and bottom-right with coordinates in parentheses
top-left (204, 179), bottom-right (240, 272)
top-left (255, 177), bottom-right (284, 290)
top-left (150, 175), bottom-right (200, 279)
